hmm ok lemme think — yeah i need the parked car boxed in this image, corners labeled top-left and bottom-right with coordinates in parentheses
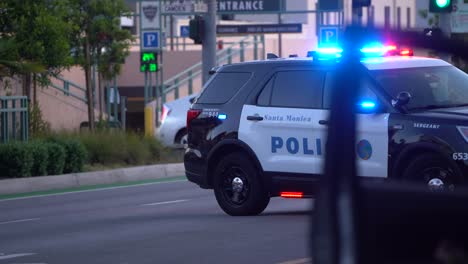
top-left (157, 93), bottom-right (199, 148)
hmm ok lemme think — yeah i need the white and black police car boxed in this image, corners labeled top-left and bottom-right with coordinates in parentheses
top-left (184, 42), bottom-right (468, 216)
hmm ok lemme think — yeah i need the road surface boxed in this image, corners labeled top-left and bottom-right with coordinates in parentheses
top-left (0, 178), bottom-right (313, 264)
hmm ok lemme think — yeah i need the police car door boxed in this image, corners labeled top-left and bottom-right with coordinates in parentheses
top-left (239, 69), bottom-right (327, 175)
top-left (322, 71), bottom-right (390, 178)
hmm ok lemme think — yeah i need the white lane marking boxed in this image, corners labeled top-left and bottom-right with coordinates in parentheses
top-left (277, 258), bottom-right (312, 264)
top-left (0, 218), bottom-right (40, 225)
top-left (0, 179), bottom-right (188, 203)
top-left (0, 253), bottom-right (36, 260)
top-left (140, 199), bottom-right (188, 206)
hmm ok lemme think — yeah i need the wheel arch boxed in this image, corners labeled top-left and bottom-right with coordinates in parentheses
top-left (391, 142), bottom-right (459, 179)
top-left (174, 127), bottom-right (187, 144)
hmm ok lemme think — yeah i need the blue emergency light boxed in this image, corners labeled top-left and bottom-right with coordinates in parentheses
top-left (308, 42), bottom-right (411, 60)
top-left (359, 101), bottom-right (376, 109)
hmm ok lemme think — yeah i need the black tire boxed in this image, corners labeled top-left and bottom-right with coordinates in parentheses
top-left (213, 152), bottom-right (270, 216)
top-left (402, 153), bottom-right (463, 192)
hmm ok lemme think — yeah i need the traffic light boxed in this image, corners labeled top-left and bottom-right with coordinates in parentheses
top-left (189, 15), bottom-right (204, 44)
top-left (140, 51), bottom-right (158, 73)
top-left (352, 0), bottom-right (371, 8)
top-left (429, 0), bottom-right (452, 13)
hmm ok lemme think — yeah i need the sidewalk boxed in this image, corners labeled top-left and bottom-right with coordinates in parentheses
top-left (0, 163), bottom-right (185, 195)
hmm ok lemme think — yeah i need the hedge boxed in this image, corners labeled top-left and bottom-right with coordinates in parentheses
top-left (0, 131), bottom-right (181, 178)
top-left (0, 142), bottom-right (34, 178)
top-left (46, 142), bottom-right (66, 176)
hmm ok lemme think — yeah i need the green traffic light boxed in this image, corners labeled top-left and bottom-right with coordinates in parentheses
top-left (436, 0), bottom-right (450, 8)
top-left (142, 52), bottom-right (156, 62)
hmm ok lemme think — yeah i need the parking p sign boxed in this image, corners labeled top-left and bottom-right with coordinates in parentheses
top-left (319, 26), bottom-right (339, 47)
top-left (142, 31), bottom-right (160, 50)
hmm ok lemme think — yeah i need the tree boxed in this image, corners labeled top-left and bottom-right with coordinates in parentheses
top-left (0, 0), bottom-right (73, 102)
top-left (68, 0), bottom-right (134, 131)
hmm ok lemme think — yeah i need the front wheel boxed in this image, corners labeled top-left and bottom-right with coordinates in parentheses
top-left (213, 153), bottom-right (270, 216)
top-left (402, 153), bottom-right (463, 192)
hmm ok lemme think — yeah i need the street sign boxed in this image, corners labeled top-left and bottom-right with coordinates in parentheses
top-left (142, 31), bottom-right (160, 49)
top-left (163, 0), bottom-right (193, 14)
top-left (217, 0), bottom-right (281, 13)
top-left (180, 25), bottom-right (190, 38)
top-left (217, 23), bottom-right (302, 35)
top-left (450, 1), bottom-right (468, 33)
top-left (194, 2), bottom-right (208, 12)
top-left (141, 1), bottom-right (160, 29)
top-left (140, 51), bottom-right (158, 72)
top-left (319, 26), bottom-right (339, 47)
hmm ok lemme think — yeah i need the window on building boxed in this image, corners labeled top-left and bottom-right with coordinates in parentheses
top-left (367, 6), bottom-right (375, 27)
top-left (407, 7), bottom-right (411, 29)
top-left (384, 6), bottom-right (391, 29)
top-left (397, 7), bottom-right (401, 30)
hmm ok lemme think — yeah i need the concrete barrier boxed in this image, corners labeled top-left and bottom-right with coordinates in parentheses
top-left (0, 163), bottom-right (185, 195)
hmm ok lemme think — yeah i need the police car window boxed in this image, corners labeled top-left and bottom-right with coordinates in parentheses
top-left (257, 76), bottom-right (274, 106)
top-left (270, 71), bottom-right (325, 108)
top-left (370, 66), bottom-right (468, 110)
top-left (196, 72), bottom-right (251, 104)
top-left (324, 72), bottom-right (379, 109)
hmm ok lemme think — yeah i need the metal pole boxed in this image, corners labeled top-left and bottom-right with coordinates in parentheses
top-left (439, 14), bottom-right (452, 61)
top-left (113, 78), bottom-right (118, 123)
top-left (254, 35), bottom-right (258, 61)
top-left (202, 0), bottom-right (217, 85)
top-left (144, 71), bottom-right (148, 106)
top-left (149, 69), bottom-right (153, 99)
top-left (155, 71), bottom-right (159, 127)
top-left (278, 0), bottom-right (284, 57)
top-left (121, 96), bottom-right (126, 131)
top-left (106, 84), bottom-right (111, 119)
top-left (352, 7), bottom-right (362, 26)
top-left (170, 15), bottom-right (174, 51)
top-left (12, 100), bottom-right (16, 140)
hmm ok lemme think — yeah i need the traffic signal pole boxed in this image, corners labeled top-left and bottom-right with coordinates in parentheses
top-left (202, 0), bottom-right (217, 85)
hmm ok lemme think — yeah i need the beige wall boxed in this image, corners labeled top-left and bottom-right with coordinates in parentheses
top-left (117, 50), bottom-right (202, 87)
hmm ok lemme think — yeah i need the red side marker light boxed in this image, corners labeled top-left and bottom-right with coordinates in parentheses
top-left (280, 192), bottom-right (304, 198)
top-left (400, 49), bottom-right (414, 56)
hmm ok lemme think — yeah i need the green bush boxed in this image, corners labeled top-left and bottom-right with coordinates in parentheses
top-left (125, 133), bottom-right (150, 165)
top-left (28, 141), bottom-right (49, 176)
top-left (46, 142), bottom-right (66, 175)
top-left (62, 139), bottom-right (87, 173)
top-left (79, 131), bottom-right (127, 164)
top-left (0, 142), bottom-right (34, 177)
top-left (46, 137), bottom-right (87, 173)
top-left (35, 130), bottom-right (177, 169)
top-left (143, 136), bottom-right (164, 161)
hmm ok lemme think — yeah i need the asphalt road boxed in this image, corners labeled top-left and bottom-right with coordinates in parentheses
top-left (0, 178), bottom-right (313, 264)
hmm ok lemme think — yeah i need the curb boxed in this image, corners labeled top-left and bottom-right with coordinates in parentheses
top-left (0, 163), bottom-right (185, 195)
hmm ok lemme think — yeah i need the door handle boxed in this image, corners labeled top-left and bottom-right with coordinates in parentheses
top-left (247, 115), bottom-right (264, 121)
top-left (318, 120), bottom-right (329, 125)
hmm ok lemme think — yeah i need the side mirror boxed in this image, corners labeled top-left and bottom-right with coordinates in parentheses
top-left (393, 91), bottom-right (412, 108)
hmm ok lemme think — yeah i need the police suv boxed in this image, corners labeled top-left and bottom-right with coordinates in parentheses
top-left (184, 43), bottom-right (468, 216)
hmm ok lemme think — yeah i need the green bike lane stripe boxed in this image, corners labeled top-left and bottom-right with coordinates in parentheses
top-left (0, 176), bottom-right (187, 201)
